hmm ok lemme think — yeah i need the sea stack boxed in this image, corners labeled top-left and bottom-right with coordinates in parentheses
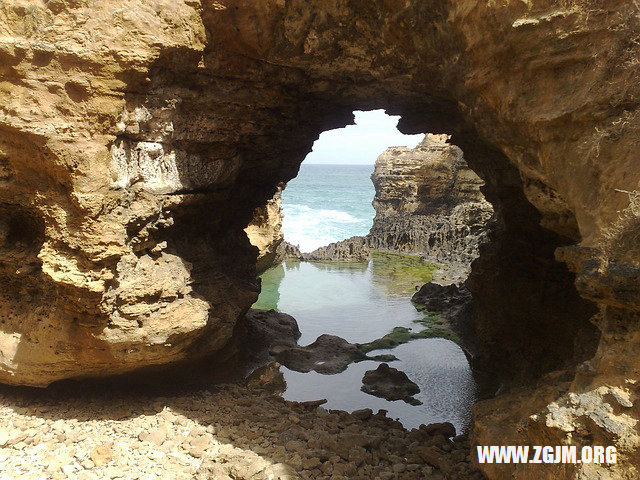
top-left (306, 134), bottom-right (493, 273)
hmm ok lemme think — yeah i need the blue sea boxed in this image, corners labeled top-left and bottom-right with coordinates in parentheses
top-left (282, 164), bottom-right (375, 252)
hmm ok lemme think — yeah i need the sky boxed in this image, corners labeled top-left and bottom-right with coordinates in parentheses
top-left (303, 109), bottom-right (424, 165)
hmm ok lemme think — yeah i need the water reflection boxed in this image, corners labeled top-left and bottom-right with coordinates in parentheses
top-left (282, 339), bottom-right (475, 431)
top-left (369, 252), bottom-right (438, 296)
top-left (254, 263), bottom-right (286, 311)
top-left (253, 258), bottom-right (476, 432)
top-left (255, 259), bottom-right (428, 345)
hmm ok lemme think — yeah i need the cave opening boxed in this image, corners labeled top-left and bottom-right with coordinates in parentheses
top-left (282, 109), bottom-right (423, 253)
top-left (246, 109), bottom-right (495, 432)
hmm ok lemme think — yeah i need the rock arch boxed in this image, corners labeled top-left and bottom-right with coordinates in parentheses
top-left (0, 1), bottom-right (639, 477)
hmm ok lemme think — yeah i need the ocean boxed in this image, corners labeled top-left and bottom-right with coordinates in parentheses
top-left (282, 164), bottom-right (376, 253)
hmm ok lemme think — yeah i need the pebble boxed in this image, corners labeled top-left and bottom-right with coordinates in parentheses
top-left (139, 427), bottom-right (167, 446)
top-left (90, 445), bottom-right (113, 466)
top-left (0, 385), bottom-right (484, 480)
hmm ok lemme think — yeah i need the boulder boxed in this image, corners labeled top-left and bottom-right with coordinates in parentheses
top-left (274, 334), bottom-right (367, 375)
top-left (361, 363), bottom-right (422, 406)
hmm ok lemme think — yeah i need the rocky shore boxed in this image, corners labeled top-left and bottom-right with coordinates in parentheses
top-left (0, 383), bottom-right (484, 480)
top-left (304, 134), bottom-right (493, 276)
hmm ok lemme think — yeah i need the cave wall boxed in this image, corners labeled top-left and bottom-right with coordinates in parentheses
top-left (1, 1), bottom-right (639, 478)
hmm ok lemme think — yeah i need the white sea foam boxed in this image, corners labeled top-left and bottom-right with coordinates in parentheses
top-left (287, 205), bottom-right (360, 223)
top-left (282, 204), bottom-right (365, 252)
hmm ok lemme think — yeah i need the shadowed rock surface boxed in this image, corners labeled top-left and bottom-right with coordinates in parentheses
top-left (412, 283), bottom-right (474, 338)
top-left (412, 283), bottom-right (469, 313)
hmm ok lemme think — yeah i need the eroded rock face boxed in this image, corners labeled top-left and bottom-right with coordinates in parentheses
top-left (306, 134), bottom-right (493, 270)
top-left (370, 134), bottom-right (492, 265)
top-left (245, 185), bottom-right (285, 274)
top-left (1, 2), bottom-right (639, 478)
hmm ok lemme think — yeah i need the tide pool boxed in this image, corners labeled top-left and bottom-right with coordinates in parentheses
top-left (253, 257), bottom-right (476, 432)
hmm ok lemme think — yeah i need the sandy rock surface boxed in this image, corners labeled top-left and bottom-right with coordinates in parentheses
top-left (0, 384), bottom-right (483, 480)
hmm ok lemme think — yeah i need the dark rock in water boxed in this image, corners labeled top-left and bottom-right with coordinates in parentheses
top-left (412, 282), bottom-right (470, 312)
top-left (361, 363), bottom-right (422, 405)
top-left (274, 334), bottom-right (368, 374)
top-left (368, 354), bottom-right (399, 362)
top-left (244, 309), bottom-right (301, 351)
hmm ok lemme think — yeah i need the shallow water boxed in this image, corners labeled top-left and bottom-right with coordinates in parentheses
top-left (253, 258), bottom-right (476, 432)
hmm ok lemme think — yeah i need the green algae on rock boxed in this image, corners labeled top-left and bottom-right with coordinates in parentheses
top-left (369, 252), bottom-right (439, 296)
top-left (359, 317), bottom-right (460, 355)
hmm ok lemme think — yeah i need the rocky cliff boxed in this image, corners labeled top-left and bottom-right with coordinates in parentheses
top-left (0, 2), bottom-right (639, 478)
top-left (306, 134), bottom-right (493, 271)
top-left (245, 185), bottom-right (284, 274)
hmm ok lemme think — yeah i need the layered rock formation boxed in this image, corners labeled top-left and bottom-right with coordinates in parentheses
top-left (0, 2), bottom-right (639, 478)
top-left (306, 134), bottom-right (493, 271)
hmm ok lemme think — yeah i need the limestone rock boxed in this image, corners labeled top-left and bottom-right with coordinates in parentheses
top-left (305, 134), bottom-right (493, 272)
top-left (89, 445), bottom-right (113, 467)
top-left (139, 427), bottom-right (167, 446)
top-left (0, 3), bottom-right (639, 478)
top-left (246, 185), bottom-right (285, 274)
top-left (275, 241), bottom-right (304, 263)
